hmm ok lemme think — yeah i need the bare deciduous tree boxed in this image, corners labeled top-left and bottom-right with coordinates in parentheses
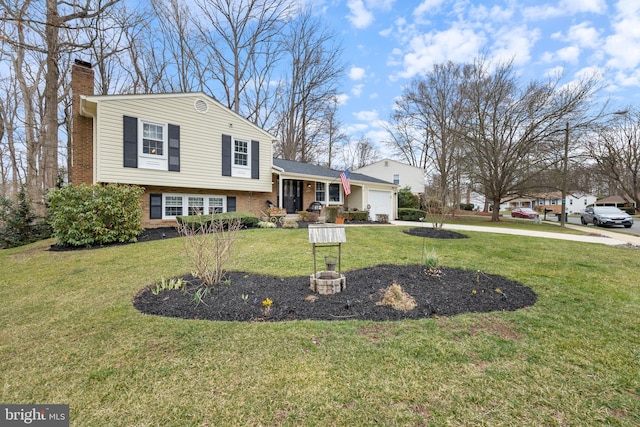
top-left (587, 109), bottom-right (640, 210)
top-left (273, 10), bottom-right (346, 162)
top-left (459, 58), bottom-right (600, 221)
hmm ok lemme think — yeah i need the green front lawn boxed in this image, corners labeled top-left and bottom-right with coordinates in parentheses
top-left (1, 226), bottom-right (638, 426)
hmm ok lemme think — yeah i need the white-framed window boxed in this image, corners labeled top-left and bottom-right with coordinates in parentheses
top-left (188, 196), bottom-right (204, 215)
top-left (162, 194), bottom-right (227, 219)
top-left (315, 182), bottom-right (326, 202)
top-left (232, 137), bottom-right (251, 178)
top-left (393, 174), bottom-right (400, 185)
top-left (329, 183), bottom-right (341, 203)
top-left (139, 119), bottom-right (168, 170)
top-left (165, 196), bottom-right (183, 217)
top-left (208, 196), bottom-right (224, 214)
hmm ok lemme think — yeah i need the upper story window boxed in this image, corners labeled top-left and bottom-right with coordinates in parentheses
top-left (234, 139), bottom-right (249, 166)
top-left (142, 122), bottom-right (164, 156)
top-left (138, 119), bottom-right (168, 170)
top-left (393, 174), bottom-right (400, 185)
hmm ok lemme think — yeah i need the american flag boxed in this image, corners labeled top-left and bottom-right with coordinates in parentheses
top-left (340, 170), bottom-right (351, 196)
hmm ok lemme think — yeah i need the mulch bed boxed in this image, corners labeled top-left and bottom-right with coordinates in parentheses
top-left (133, 265), bottom-right (537, 322)
top-left (47, 225), bottom-right (537, 321)
top-left (403, 227), bottom-right (469, 239)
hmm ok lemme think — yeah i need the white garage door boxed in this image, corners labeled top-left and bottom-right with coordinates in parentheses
top-left (368, 190), bottom-right (392, 220)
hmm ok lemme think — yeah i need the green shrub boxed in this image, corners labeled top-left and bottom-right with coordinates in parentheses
top-left (459, 203), bottom-right (474, 211)
top-left (398, 208), bottom-right (427, 221)
top-left (177, 211), bottom-right (259, 230)
top-left (48, 184), bottom-right (144, 247)
top-left (344, 210), bottom-right (369, 221)
top-left (0, 187), bottom-right (51, 248)
top-left (398, 186), bottom-right (420, 209)
top-left (622, 207), bottom-right (636, 215)
top-left (325, 206), bottom-right (340, 223)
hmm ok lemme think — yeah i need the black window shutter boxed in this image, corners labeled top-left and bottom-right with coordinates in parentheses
top-left (168, 124), bottom-right (180, 172)
top-left (227, 196), bottom-right (236, 212)
top-left (150, 194), bottom-right (162, 219)
top-left (251, 140), bottom-right (259, 179)
top-left (222, 134), bottom-right (231, 176)
top-left (123, 116), bottom-right (138, 168)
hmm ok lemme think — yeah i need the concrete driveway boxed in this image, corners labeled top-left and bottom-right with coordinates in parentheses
top-left (390, 220), bottom-right (640, 247)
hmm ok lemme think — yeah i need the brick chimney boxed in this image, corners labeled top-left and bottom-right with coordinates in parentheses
top-left (71, 59), bottom-right (95, 185)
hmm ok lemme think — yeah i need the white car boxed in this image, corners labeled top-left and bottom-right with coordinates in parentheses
top-left (580, 206), bottom-right (633, 228)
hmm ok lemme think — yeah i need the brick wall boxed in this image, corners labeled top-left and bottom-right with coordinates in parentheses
top-left (71, 61), bottom-right (95, 185)
top-left (140, 184), bottom-right (279, 228)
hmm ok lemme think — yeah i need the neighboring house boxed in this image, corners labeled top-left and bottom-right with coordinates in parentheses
top-left (273, 159), bottom-right (398, 220)
top-left (71, 60), bottom-right (397, 227)
top-left (504, 192), bottom-right (597, 214)
top-left (595, 194), bottom-right (638, 211)
top-left (354, 159), bottom-right (425, 195)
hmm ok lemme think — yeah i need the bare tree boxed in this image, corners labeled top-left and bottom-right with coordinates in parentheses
top-left (382, 116), bottom-right (429, 169)
top-left (342, 137), bottom-right (379, 170)
top-left (587, 109), bottom-right (640, 210)
top-left (273, 10), bottom-right (346, 162)
top-left (318, 96), bottom-right (348, 168)
top-left (393, 61), bottom-right (466, 212)
top-left (459, 58), bottom-right (600, 221)
top-left (194, 0), bottom-right (291, 115)
top-left (0, 0), bottom-right (120, 203)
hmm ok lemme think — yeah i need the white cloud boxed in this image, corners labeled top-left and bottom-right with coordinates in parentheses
top-left (346, 0), bottom-right (374, 29)
top-left (335, 93), bottom-right (350, 105)
top-left (604, 2), bottom-right (640, 70)
top-left (354, 110), bottom-right (379, 122)
top-left (543, 65), bottom-right (565, 78)
top-left (541, 45), bottom-right (581, 65)
top-left (413, 0), bottom-right (445, 18)
top-left (349, 67), bottom-right (367, 80)
top-left (352, 84), bottom-right (364, 97)
top-left (491, 26), bottom-right (540, 66)
top-left (392, 23), bottom-right (487, 80)
top-left (523, 0), bottom-right (606, 20)
top-left (565, 22), bottom-right (602, 49)
top-left (561, 0), bottom-right (607, 14)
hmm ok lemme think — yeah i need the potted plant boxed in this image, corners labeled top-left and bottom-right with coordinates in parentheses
top-left (335, 207), bottom-right (345, 224)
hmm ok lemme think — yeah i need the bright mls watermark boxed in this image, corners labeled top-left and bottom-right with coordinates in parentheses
top-left (1, 405), bottom-right (69, 426)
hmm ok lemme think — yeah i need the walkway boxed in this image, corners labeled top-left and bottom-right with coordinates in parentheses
top-left (389, 220), bottom-right (640, 247)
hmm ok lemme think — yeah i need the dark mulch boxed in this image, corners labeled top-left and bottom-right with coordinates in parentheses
top-left (403, 227), bottom-right (469, 239)
top-left (133, 265), bottom-right (537, 322)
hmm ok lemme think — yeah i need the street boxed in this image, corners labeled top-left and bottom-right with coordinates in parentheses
top-left (563, 215), bottom-right (640, 235)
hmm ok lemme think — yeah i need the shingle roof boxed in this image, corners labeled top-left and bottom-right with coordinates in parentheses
top-left (273, 158), bottom-right (394, 185)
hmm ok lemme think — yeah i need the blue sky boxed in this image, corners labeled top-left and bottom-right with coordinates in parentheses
top-left (310, 0), bottom-right (640, 156)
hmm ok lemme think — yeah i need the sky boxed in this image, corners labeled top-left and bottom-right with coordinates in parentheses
top-left (309, 0), bottom-right (640, 158)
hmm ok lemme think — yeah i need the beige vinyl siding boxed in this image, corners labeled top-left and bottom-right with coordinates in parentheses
top-left (92, 94), bottom-right (273, 192)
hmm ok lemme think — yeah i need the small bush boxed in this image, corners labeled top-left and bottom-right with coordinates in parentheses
top-left (623, 207), bottom-right (636, 215)
top-left (296, 211), bottom-right (310, 222)
top-left (282, 219), bottom-right (299, 229)
top-left (325, 206), bottom-right (340, 223)
top-left (398, 208), bottom-right (427, 221)
top-left (375, 214), bottom-right (389, 223)
top-left (459, 203), bottom-right (474, 211)
top-left (48, 184), bottom-right (143, 247)
top-left (0, 188), bottom-right (51, 248)
top-left (344, 211), bottom-right (369, 221)
top-left (398, 186), bottom-right (420, 209)
top-left (177, 211), bottom-right (259, 230)
top-left (376, 282), bottom-right (416, 311)
top-left (257, 221), bottom-right (277, 228)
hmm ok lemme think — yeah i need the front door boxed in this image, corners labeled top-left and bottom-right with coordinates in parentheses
top-left (283, 180), bottom-right (303, 213)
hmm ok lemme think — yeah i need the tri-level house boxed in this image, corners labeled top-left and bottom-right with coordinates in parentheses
top-left (71, 60), bottom-right (397, 228)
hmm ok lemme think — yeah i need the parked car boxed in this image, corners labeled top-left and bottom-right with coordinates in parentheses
top-left (580, 206), bottom-right (634, 228)
top-left (511, 208), bottom-right (539, 219)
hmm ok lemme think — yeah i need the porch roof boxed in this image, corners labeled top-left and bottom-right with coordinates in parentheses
top-left (273, 158), bottom-right (394, 185)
